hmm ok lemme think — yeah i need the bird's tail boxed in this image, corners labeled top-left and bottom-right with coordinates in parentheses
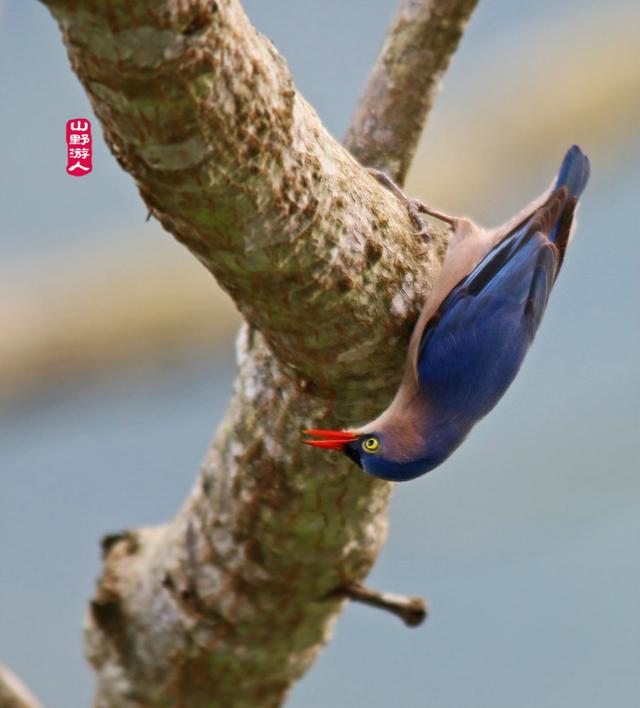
top-left (553, 145), bottom-right (590, 201)
top-left (544, 145), bottom-right (590, 267)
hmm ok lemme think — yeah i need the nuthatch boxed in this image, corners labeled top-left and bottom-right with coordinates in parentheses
top-left (304, 146), bottom-right (590, 481)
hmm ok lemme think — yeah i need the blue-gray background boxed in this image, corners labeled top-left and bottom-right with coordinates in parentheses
top-left (1, 1), bottom-right (639, 706)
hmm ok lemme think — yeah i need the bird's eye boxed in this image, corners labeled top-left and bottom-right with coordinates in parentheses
top-left (362, 437), bottom-right (379, 453)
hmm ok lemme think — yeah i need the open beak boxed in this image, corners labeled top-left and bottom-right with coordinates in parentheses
top-left (303, 428), bottom-right (358, 450)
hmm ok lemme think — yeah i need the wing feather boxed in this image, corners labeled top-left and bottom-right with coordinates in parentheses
top-left (415, 217), bottom-right (562, 419)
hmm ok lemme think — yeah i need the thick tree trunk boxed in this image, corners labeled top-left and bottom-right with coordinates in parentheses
top-left (40, 0), bottom-right (477, 705)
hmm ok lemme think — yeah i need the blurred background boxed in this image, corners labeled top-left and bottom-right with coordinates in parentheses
top-left (1, 1), bottom-right (639, 706)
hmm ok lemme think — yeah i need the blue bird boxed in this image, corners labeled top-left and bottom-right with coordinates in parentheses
top-left (304, 146), bottom-right (590, 481)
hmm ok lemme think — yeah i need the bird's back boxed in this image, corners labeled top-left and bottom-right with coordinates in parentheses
top-left (415, 146), bottom-right (590, 436)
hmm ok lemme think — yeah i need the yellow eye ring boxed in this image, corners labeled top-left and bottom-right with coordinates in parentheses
top-left (363, 437), bottom-right (379, 453)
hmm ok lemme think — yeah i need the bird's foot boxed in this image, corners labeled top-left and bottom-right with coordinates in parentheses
top-left (368, 167), bottom-right (459, 237)
top-left (412, 199), bottom-right (457, 227)
top-left (406, 199), bottom-right (432, 240)
top-left (367, 167), bottom-right (432, 241)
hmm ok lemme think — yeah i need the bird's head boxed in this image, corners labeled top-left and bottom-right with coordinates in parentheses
top-left (303, 428), bottom-right (445, 482)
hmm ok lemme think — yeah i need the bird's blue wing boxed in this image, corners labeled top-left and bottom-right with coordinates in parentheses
top-left (417, 224), bottom-right (559, 420)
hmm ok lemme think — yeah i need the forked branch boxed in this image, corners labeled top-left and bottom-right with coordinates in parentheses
top-left (39, 0), bottom-right (476, 704)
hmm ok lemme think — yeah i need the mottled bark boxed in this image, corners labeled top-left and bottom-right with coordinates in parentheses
top-left (345, 0), bottom-right (479, 183)
top-left (39, 0), bottom-right (473, 705)
top-left (0, 663), bottom-right (43, 708)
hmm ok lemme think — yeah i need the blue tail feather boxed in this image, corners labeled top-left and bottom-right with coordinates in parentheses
top-left (553, 145), bottom-right (590, 200)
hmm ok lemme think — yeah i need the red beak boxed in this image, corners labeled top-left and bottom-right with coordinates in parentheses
top-left (303, 428), bottom-right (358, 450)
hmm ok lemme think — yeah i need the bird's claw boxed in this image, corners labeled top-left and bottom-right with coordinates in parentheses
top-left (368, 167), bottom-right (432, 241)
top-left (407, 200), bottom-right (432, 241)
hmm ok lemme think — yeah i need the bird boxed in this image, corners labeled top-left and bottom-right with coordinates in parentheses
top-left (304, 145), bottom-right (590, 481)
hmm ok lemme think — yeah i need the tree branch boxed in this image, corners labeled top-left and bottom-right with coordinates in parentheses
top-left (345, 0), bottom-right (479, 183)
top-left (0, 663), bottom-right (43, 708)
top-left (44, 0), bottom-right (435, 407)
top-left (40, 0), bottom-right (475, 704)
top-left (336, 583), bottom-right (428, 627)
